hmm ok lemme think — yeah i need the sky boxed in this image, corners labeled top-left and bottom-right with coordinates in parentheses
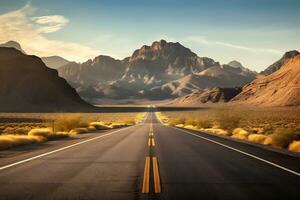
top-left (0, 0), bottom-right (299, 71)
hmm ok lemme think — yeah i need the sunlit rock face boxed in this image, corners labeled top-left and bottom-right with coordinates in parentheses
top-left (0, 47), bottom-right (91, 112)
top-left (260, 50), bottom-right (299, 76)
top-left (232, 54), bottom-right (300, 106)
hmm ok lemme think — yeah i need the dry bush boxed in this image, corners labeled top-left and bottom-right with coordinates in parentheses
top-left (184, 118), bottom-right (197, 127)
top-left (196, 119), bottom-right (212, 129)
top-left (232, 128), bottom-right (249, 140)
top-left (28, 128), bottom-right (71, 140)
top-left (204, 128), bottom-right (229, 136)
top-left (89, 122), bottom-right (111, 130)
top-left (288, 141), bottom-right (300, 152)
top-left (270, 128), bottom-right (298, 148)
top-left (217, 116), bottom-right (241, 134)
top-left (248, 134), bottom-right (269, 144)
top-left (168, 117), bottom-right (185, 126)
top-left (28, 128), bottom-right (53, 138)
top-left (0, 135), bottom-right (44, 150)
top-left (53, 114), bottom-right (83, 132)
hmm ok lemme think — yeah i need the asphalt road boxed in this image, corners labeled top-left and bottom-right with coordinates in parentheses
top-left (0, 111), bottom-right (299, 200)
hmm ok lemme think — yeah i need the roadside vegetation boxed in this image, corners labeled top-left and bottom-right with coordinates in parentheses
top-left (156, 107), bottom-right (300, 153)
top-left (0, 112), bottom-right (146, 150)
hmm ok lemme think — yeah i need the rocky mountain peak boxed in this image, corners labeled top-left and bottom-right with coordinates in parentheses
top-left (130, 40), bottom-right (196, 61)
top-left (260, 50), bottom-right (300, 75)
top-left (228, 60), bottom-right (243, 69)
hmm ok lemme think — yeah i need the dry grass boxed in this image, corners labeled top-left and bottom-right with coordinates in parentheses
top-left (0, 134), bottom-right (45, 150)
top-left (270, 128), bottom-right (299, 148)
top-left (288, 141), bottom-right (300, 152)
top-left (157, 106), bottom-right (300, 152)
top-left (0, 112), bottom-right (146, 151)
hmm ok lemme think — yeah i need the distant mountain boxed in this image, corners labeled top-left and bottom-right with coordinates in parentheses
top-left (141, 64), bottom-right (255, 100)
top-left (227, 60), bottom-right (257, 74)
top-left (173, 87), bottom-right (242, 104)
top-left (0, 47), bottom-right (92, 112)
top-left (41, 56), bottom-right (70, 69)
top-left (120, 40), bottom-right (218, 87)
top-left (260, 50), bottom-right (299, 75)
top-left (232, 53), bottom-right (300, 106)
top-left (58, 40), bottom-right (257, 103)
top-left (58, 55), bottom-right (124, 86)
top-left (0, 41), bottom-right (26, 54)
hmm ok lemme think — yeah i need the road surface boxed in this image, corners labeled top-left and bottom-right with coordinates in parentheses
top-left (0, 111), bottom-right (299, 200)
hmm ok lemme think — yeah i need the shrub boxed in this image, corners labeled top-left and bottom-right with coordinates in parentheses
top-left (196, 119), bottom-right (212, 129)
top-left (205, 128), bottom-right (229, 136)
top-left (218, 116), bottom-right (241, 134)
top-left (28, 128), bottom-right (53, 138)
top-left (53, 114), bottom-right (82, 132)
top-left (184, 118), bottom-right (197, 127)
top-left (0, 135), bottom-right (44, 150)
top-left (288, 141), bottom-right (300, 152)
top-left (232, 128), bottom-right (249, 140)
top-left (89, 122), bottom-right (111, 130)
top-left (248, 134), bottom-right (268, 144)
top-left (168, 117), bottom-right (185, 126)
top-left (270, 128), bottom-right (297, 148)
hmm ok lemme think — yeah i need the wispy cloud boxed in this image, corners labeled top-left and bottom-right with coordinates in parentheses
top-left (0, 3), bottom-right (99, 62)
top-left (186, 36), bottom-right (282, 55)
top-left (32, 15), bottom-right (69, 33)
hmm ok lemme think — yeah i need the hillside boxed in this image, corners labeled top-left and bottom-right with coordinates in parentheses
top-left (260, 50), bottom-right (299, 75)
top-left (0, 47), bottom-right (92, 112)
top-left (173, 87), bottom-right (242, 104)
top-left (232, 54), bottom-right (300, 106)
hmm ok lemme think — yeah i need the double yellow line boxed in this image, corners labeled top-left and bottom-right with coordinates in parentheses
top-left (142, 156), bottom-right (161, 193)
top-left (142, 121), bottom-right (161, 194)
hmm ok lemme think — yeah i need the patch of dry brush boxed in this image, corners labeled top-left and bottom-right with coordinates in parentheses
top-left (156, 107), bottom-right (300, 153)
top-left (0, 112), bottom-right (146, 151)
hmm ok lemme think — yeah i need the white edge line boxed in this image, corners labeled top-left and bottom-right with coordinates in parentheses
top-left (168, 124), bottom-right (300, 177)
top-left (0, 123), bottom-right (143, 171)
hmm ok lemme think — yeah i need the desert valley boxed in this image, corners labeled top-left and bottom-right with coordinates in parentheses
top-left (0, 1), bottom-right (299, 199)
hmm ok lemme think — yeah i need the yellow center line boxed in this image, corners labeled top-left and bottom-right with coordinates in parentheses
top-left (152, 157), bottom-right (161, 193)
top-left (142, 157), bottom-right (150, 193)
top-left (151, 138), bottom-right (155, 146)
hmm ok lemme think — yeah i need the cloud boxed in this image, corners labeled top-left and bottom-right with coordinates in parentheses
top-left (186, 36), bottom-right (282, 55)
top-left (32, 15), bottom-right (69, 33)
top-left (0, 3), bottom-right (99, 62)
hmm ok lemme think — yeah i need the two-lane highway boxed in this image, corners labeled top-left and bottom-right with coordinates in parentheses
top-left (0, 111), bottom-right (299, 200)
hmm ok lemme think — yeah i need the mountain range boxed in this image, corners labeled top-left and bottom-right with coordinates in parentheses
top-left (1, 40), bottom-right (299, 108)
top-left (58, 40), bottom-right (257, 103)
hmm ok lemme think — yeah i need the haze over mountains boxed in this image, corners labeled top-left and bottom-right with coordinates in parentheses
top-left (58, 40), bottom-right (257, 103)
top-left (0, 47), bottom-right (91, 112)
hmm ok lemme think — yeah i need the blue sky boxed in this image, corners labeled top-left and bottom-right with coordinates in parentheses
top-left (0, 0), bottom-right (299, 71)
